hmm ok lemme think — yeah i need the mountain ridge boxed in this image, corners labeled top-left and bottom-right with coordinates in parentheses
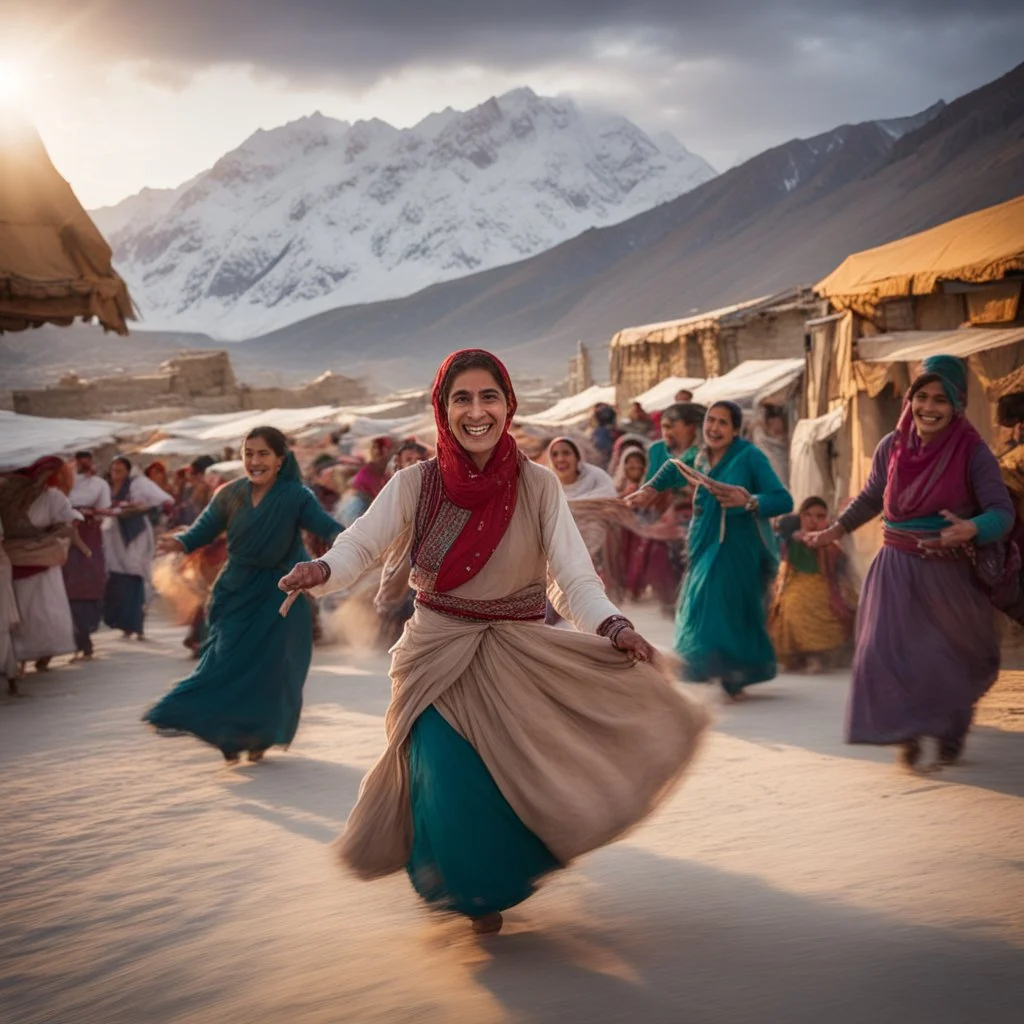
top-left (229, 62), bottom-right (1024, 386)
top-left (92, 87), bottom-right (717, 339)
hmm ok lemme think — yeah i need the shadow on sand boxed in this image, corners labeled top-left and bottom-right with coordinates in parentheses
top-left (707, 676), bottom-right (1024, 800)
top-left (228, 754), bottom-right (364, 844)
top-left (476, 846), bottom-right (1022, 1024)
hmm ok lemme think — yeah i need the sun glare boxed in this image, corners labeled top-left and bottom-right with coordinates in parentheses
top-left (0, 61), bottom-right (26, 102)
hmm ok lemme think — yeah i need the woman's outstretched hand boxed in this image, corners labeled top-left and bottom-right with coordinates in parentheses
top-left (706, 482), bottom-right (751, 508)
top-left (278, 560), bottom-right (328, 593)
top-left (613, 627), bottom-right (657, 664)
top-left (156, 534), bottom-right (185, 556)
top-left (801, 523), bottom-right (844, 549)
top-left (623, 486), bottom-right (658, 510)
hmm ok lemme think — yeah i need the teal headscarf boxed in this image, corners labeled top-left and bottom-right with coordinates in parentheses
top-left (918, 354), bottom-right (968, 412)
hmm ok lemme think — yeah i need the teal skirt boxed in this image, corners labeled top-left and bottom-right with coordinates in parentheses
top-left (675, 526), bottom-right (777, 694)
top-left (144, 565), bottom-right (312, 756)
top-left (406, 706), bottom-right (560, 918)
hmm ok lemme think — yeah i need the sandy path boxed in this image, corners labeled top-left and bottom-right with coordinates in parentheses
top-left (1, 605), bottom-right (1022, 1024)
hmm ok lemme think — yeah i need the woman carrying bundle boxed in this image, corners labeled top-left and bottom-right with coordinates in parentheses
top-left (280, 350), bottom-right (707, 934)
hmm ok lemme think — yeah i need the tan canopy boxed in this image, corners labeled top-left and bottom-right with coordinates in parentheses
top-left (815, 195), bottom-right (1024, 317)
top-left (0, 113), bottom-right (134, 334)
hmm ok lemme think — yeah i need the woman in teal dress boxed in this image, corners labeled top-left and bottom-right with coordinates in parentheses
top-left (280, 350), bottom-right (708, 935)
top-left (144, 426), bottom-right (341, 763)
top-left (630, 401), bottom-right (793, 695)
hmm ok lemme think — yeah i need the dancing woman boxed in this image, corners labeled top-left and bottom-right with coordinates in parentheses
top-left (280, 350), bottom-right (707, 934)
top-left (803, 356), bottom-right (1013, 768)
top-left (144, 427), bottom-right (341, 763)
top-left (630, 401), bottom-right (793, 695)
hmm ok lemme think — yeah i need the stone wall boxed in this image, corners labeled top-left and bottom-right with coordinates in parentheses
top-left (12, 351), bottom-right (369, 418)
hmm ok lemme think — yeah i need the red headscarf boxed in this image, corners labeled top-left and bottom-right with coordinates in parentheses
top-left (429, 349), bottom-right (521, 593)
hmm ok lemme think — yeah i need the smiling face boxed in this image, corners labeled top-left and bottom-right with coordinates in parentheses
top-left (75, 454), bottom-right (95, 476)
top-left (704, 405), bottom-right (738, 454)
top-left (911, 380), bottom-right (955, 441)
top-left (109, 460), bottom-right (129, 488)
top-left (548, 441), bottom-right (581, 484)
top-left (446, 368), bottom-right (510, 469)
top-left (661, 415), bottom-right (697, 453)
top-left (243, 434), bottom-right (285, 490)
top-left (799, 503), bottom-right (830, 534)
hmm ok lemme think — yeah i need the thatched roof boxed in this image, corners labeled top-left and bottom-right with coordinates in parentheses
top-left (0, 113), bottom-right (134, 334)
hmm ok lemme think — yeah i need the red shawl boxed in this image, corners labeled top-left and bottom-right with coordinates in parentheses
top-left (883, 402), bottom-right (980, 522)
top-left (428, 350), bottom-right (521, 593)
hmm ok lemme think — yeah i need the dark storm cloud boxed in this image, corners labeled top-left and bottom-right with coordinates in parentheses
top-left (17, 0), bottom-right (1024, 165)
top-left (23, 1), bottom-right (1024, 83)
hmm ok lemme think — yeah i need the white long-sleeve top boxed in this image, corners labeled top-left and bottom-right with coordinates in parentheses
top-left (318, 460), bottom-right (621, 635)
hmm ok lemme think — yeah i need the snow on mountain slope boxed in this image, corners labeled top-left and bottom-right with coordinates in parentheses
top-left (91, 88), bottom-right (716, 339)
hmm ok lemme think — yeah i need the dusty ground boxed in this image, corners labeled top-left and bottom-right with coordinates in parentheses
top-left (1, 604), bottom-right (1022, 1024)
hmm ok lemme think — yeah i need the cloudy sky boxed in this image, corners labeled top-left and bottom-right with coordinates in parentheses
top-left (2, 0), bottom-right (1022, 208)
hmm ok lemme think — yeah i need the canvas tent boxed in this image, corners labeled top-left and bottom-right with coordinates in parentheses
top-left (631, 376), bottom-right (706, 412)
top-left (690, 359), bottom-right (805, 410)
top-left (516, 384), bottom-right (617, 428)
top-left (0, 113), bottom-right (134, 334)
top-left (0, 410), bottom-right (130, 471)
top-left (816, 195), bottom-right (1024, 321)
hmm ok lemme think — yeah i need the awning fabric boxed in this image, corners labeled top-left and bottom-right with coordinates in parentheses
top-left (631, 376), bottom-right (706, 411)
top-left (609, 297), bottom-right (768, 350)
top-left (855, 326), bottom-right (1024, 363)
top-left (815, 196), bottom-right (1024, 317)
top-left (0, 113), bottom-right (134, 334)
top-left (0, 410), bottom-right (127, 471)
top-left (690, 359), bottom-right (805, 410)
top-left (516, 384), bottom-right (617, 427)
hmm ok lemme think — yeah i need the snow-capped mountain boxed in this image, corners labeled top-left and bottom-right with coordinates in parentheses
top-left (90, 88), bottom-right (717, 339)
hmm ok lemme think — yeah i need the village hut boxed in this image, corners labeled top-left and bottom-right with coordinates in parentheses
top-left (608, 286), bottom-right (817, 408)
top-left (0, 112), bottom-right (134, 335)
top-left (800, 196), bottom-right (1024, 574)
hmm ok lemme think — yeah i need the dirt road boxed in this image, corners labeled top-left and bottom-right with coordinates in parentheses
top-left (2, 607), bottom-right (1022, 1024)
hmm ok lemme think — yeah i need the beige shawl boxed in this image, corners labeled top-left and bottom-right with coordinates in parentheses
top-left (319, 461), bottom-right (709, 879)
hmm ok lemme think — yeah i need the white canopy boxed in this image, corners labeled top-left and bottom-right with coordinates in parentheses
top-left (855, 326), bottom-right (1024, 363)
top-left (0, 410), bottom-right (128, 471)
top-left (632, 376), bottom-right (706, 412)
top-left (788, 406), bottom-right (846, 508)
top-left (158, 406), bottom-right (340, 444)
top-left (516, 384), bottom-right (616, 428)
top-left (691, 359), bottom-right (805, 410)
top-left (139, 436), bottom-right (218, 457)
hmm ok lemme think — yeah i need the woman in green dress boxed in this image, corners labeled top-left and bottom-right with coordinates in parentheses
top-left (630, 401), bottom-right (793, 696)
top-left (144, 426), bottom-right (341, 763)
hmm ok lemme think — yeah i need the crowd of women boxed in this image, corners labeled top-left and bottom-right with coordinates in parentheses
top-left (0, 450), bottom-right (173, 691)
top-left (3, 348), bottom-right (1022, 937)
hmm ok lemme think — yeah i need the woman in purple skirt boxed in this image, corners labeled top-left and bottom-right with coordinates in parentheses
top-left (804, 356), bottom-right (1013, 769)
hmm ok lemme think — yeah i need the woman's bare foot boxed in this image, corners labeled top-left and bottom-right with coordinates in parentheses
top-left (471, 913), bottom-right (503, 936)
top-left (222, 752), bottom-right (241, 766)
top-left (246, 750), bottom-right (266, 764)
